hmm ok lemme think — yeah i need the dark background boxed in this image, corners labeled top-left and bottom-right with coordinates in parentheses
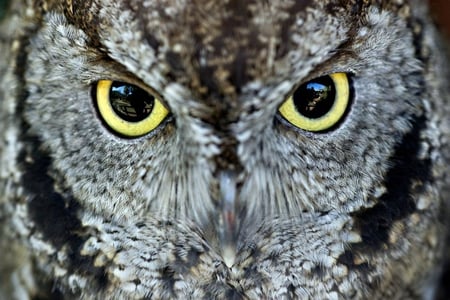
top-left (430, 0), bottom-right (450, 37)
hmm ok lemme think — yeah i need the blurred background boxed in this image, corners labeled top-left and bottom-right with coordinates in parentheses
top-left (430, 0), bottom-right (450, 37)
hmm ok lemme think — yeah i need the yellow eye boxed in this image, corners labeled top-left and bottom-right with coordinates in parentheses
top-left (278, 73), bottom-right (350, 132)
top-left (95, 80), bottom-right (169, 137)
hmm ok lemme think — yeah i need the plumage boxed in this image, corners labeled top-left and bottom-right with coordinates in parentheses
top-left (0, 0), bottom-right (449, 298)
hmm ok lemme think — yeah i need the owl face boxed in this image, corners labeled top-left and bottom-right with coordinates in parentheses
top-left (4, 0), bottom-right (447, 298)
top-left (26, 0), bottom-right (424, 232)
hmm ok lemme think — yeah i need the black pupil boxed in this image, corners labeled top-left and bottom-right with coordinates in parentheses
top-left (293, 76), bottom-right (335, 119)
top-left (110, 82), bottom-right (154, 122)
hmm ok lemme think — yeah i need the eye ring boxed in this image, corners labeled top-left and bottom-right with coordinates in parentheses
top-left (95, 80), bottom-right (169, 137)
top-left (278, 73), bottom-right (351, 132)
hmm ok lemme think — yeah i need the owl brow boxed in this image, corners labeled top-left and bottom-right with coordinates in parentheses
top-left (63, 0), bottom-right (102, 47)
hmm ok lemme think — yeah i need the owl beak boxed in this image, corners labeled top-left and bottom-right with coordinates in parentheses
top-left (219, 170), bottom-right (238, 267)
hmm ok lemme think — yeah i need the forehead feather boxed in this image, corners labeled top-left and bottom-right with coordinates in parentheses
top-left (61, 0), bottom-right (372, 118)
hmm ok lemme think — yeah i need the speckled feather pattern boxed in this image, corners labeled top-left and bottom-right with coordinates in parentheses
top-left (0, 0), bottom-right (449, 299)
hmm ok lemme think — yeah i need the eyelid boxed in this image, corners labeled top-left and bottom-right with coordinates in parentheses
top-left (94, 74), bottom-right (170, 110)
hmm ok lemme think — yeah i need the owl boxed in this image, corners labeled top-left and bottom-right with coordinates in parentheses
top-left (0, 0), bottom-right (449, 299)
